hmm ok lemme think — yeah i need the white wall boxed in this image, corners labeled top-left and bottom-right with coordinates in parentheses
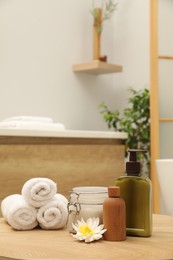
top-left (0, 0), bottom-right (150, 130)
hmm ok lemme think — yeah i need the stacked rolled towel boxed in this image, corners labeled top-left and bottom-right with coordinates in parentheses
top-left (37, 194), bottom-right (68, 230)
top-left (1, 178), bottom-right (68, 231)
top-left (1, 194), bottom-right (38, 230)
top-left (21, 177), bottom-right (57, 208)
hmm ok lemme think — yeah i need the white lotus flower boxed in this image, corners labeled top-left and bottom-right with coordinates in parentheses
top-left (72, 217), bottom-right (106, 243)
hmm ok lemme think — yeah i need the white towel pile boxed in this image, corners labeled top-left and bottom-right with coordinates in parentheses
top-left (0, 116), bottom-right (65, 131)
top-left (1, 178), bottom-right (68, 231)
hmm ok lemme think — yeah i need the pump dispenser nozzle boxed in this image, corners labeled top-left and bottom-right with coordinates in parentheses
top-left (126, 149), bottom-right (147, 176)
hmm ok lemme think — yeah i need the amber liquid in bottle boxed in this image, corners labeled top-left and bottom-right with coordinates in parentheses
top-left (103, 186), bottom-right (126, 241)
top-left (115, 150), bottom-right (152, 237)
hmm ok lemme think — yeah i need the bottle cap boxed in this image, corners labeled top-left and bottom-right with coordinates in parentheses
top-left (126, 149), bottom-right (147, 176)
top-left (108, 186), bottom-right (120, 197)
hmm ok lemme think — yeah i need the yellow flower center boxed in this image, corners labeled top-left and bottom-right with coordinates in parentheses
top-left (79, 225), bottom-right (94, 236)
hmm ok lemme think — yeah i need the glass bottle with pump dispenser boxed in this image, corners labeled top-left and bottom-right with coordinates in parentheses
top-left (115, 149), bottom-right (152, 237)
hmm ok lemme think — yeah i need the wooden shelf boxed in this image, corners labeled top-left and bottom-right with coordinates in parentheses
top-left (73, 60), bottom-right (123, 75)
top-left (158, 56), bottom-right (173, 60)
top-left (159, 118), bottom-right (173, 122)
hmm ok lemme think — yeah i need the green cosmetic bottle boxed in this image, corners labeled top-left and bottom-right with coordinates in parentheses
top-left (115, 149), bottom-right (152, 237)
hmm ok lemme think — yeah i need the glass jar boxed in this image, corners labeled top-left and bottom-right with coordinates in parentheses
top-left (67, 186), bottom-right (108, 233)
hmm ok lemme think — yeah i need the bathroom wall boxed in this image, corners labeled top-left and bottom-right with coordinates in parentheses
top-left (0, 0), bottom-right (149, 131)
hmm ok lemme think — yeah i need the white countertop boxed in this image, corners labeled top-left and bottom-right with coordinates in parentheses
top-left (0, 129), bottom-right (127, 139)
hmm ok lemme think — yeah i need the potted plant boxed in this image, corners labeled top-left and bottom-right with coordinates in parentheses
top-left (98, 88), bottom-right (150, 174)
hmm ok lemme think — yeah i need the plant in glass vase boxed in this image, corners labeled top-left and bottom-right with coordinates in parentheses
top-left (90, 0), bottom-right (118, 61)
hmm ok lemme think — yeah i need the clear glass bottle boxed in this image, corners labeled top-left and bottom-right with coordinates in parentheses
top-left (67, 186), bottom-right (108, 233)
top-left (115, 149), bottom-right (152, 237)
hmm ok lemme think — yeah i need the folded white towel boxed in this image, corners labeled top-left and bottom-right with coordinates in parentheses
top-left (37, 194), bottom-right (68, 230)
top-left (2, 116), bottom-right (53, 123)
top-left (0, 121), bottom-right (65, 131)
top-left (1, 194), bottom-right (38, 230)
top-left (22, 178), bottom-right (57, 208)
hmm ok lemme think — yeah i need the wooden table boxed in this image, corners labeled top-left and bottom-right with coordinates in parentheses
top-left (0, 214), bottom-right (173, 260)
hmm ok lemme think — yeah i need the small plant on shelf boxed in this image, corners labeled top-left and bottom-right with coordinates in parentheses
top-left (98, 88), bottom-right (150, 174)
top-left (90, 0), bottom-right (118, 61)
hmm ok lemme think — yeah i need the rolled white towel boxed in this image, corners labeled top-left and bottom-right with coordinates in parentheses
top-left (22, 178), bottom-right (57, 208)
top-left (1, 194), bottom-right (38, 230)
top-left (37, 194), bottom-right (68, 230)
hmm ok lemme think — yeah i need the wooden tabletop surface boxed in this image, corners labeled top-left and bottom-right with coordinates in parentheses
top-left (0, 214), bottom-right (173, 260)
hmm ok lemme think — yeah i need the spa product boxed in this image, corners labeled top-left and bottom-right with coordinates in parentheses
top-left (67, 186), bottom-right (108, 233)
top-left (115, 149), bottom-right (152, 237)
top-left (103, 186), bottom-right (126, 241)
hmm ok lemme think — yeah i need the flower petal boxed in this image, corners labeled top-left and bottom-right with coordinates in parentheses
top-left (94, 224), bottom-right (104, 233)
top-left (88, 217), bottom-right (99, 230)
top-left (85, 236), bottom-right (95, 243)
top-left (100, 228), bottom-right (107, 235)
top-left (93, 234), bottom-right (102, 240)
